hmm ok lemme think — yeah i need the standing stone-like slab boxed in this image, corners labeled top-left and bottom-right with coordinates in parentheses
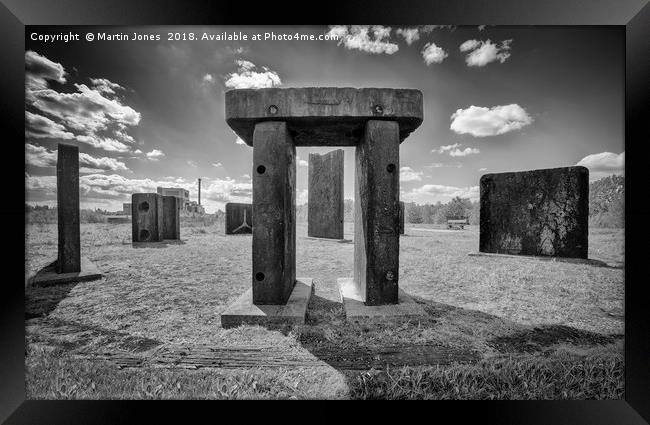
top-left (399, 201), bottom-right (405, 235)
top-left (131, 193), bottom-right (164, 242)
top-left (28, 143), bottom-right (103, 286)
top-left (225, 203), bottom-right (253, 234)
top-left (57, 143), bottom-right (81, 273)
top-left (354, 120), bottom-right (400, 305)
top-left (479, 166), bottom-right (589, 259)
top-left (308, 149), bottom-right (344, 239)
top-left (252, 121), bottom-right (296, 305)
top-left (162, 195), bottom-right (181, 240)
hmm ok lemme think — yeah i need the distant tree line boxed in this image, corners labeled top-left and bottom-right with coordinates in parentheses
top-left (25, 175), bottom-right (625, 228)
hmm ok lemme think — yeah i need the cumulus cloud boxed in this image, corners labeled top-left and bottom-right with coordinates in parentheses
top-left (396, 28), bottom-right (420, 45)
top-left (89, 78), bottom-right (124, 96)
top-left (25, 52), bottom-right (141, 156)
top-left (202, 74), bottom-right (214, 84)
top-left (145, 149), bottom-right (165, 160)
top-left (212, 162), bottom-right (223, 168)
top-left (450, 104), bottom-right (533, 137)
top-left (403, 184), bottom-right (479, 204)
top-left (421, 42), bottom-right (448, 65)
top-left (326, 25), bottom-right (399, 54)
top-left (479, 167), bottom-right (488, 171)
top-left (433, 143), bottom-right (480, 157)
top-left (576, 151), bottom-right (624, 181)
top-left (224, 59), bottom-right (281, 89)
top-left (25, 50), bottom-right (66, 90)
top-left (459, 39), bottom-right (512, 67)
top-left (26, 143), bottom-right (128, 171)
top-left (400, 166), bottom-right (423, 182)
top-left (25, 111), bottom-right (75, 140)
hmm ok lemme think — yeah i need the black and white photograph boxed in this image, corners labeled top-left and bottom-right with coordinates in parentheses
top-left (21, 23), bottom-right (629, 402)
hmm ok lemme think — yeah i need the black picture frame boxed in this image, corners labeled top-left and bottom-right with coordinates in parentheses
top-left (2, 0), bottom-right (648, 423)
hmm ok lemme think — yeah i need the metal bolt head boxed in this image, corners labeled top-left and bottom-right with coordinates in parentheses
top-left (386, 271), bottom-right (394, 281)
top-left (373, 104), bottom-right (384, 115)
top-left (268, 105), bottom-right (279, 115)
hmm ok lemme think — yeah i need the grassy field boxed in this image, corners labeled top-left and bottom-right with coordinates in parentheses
top-left (24, 219), bottom-right (624, 399)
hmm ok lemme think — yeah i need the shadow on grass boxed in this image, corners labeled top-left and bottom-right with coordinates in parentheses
top-left (25, 282), bottom-right (79, 319)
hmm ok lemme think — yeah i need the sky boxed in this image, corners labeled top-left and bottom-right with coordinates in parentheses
top-left (25, 25), bottom-right (625, 213)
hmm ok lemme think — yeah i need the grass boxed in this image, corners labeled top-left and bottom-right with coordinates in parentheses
top-left (349, 348), bottom-right (623, 400)
top-left (24, 219), bottom-right (625, 399)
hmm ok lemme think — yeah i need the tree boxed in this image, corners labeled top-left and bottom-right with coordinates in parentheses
top-left (406, 203), bottom-right (423, 223)
top-left (445, 196), bottom-right (471, 220)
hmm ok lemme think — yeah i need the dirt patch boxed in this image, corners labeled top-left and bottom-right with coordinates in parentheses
top-left (488, 325), bottom-right (617, 354)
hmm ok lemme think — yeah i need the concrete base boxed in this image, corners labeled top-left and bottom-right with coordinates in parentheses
top-left (221, 278), bottom-right (313, 328)
top-left (337, 278), bottom-right (426, 321)
top-left (28, 256), bottom-right (103, 287)
top-left (468, 251), bottom-right (612, 267)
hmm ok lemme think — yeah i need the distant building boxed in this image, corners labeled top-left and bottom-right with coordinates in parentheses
top-left (186, 200), bottom-right (205, 214)
top-left (157, 187), bottom-right (190, 205)
top-left (123, 203), bottom-right (131, 215)
top-left (156, 186), bottom-right (204, 214)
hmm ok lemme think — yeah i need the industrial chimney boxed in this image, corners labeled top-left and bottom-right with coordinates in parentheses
top-left (198, 178), bottom-right (202, 205)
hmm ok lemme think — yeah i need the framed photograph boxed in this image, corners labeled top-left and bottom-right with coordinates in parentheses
top-left (2, 0), bottom-right (648, 422)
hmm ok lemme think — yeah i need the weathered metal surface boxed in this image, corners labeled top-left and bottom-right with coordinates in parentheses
top-left (252, 121), bottom-right (296, 304)
top-left (353, 120), bottom-right (400, 305)
top-left (226, 87), bottom-right (423, 146)
top-left (162, 195), bottom-right (181, 240)
top-left (225, 203), bottom-right (253, 235)
top-left (308, 149), bottom-right (344, 239)
top-left (479, 166), bottom-right (589, 258)
top-left (56, 143), bottom-right (81, 273)
top-left (131, 193), bottom-right (164, 242)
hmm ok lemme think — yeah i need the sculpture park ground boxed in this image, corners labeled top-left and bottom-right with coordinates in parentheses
top-left (24, 218), bottom-right (624, 399)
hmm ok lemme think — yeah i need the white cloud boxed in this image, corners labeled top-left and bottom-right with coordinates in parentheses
top-left (433, 143), bottom-right (461, 153)
top-left (450, 104), bottom-right (533, 137)
top-left (202, 73), bottom-right (214, 83)
top-left (296, 189), bottom-right (308, 206)
top-left (25, 111), bottom-right (75, 140)
top-left (326, 25), bottom-right (399, 55)
top-left (297, 157), bottom-right (308, 167)
top-left (187, 160), bottom-right (197, 167)
top-left (479, 167), bottom-right (488, 171)
top-left (396, 28), bottom-right (420, 45)
top-left (212, 162), bottom-right (223, 168)
top-left (400, 166), bottom-right (423, 182)
top-left (459, 39), bottom-right (512, 67)
top-left (421, 42), bottom-right (448, 65)
top-left (79, 152), bottom-right (128, 172)
top-left (403, 184), bottom-right (479, 204)
top-left (25, 143), bottom-right (128, 171)
top-left (224, 59), bottom-right (281, 89)
top-left (89, 78), bottom-right (124, 96)
top-left (146, 149), bottom-right (165, 160)
top-left (25, 52), bottom-right (141, 155)
top-left (25, 50), bottom-right (66, 90)
top-left (576, 151), bottom-right (624, 181)
top-left (433, 143), bottom-right (480, 157)
top-left (449, 147), bottom-right (480, 157)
